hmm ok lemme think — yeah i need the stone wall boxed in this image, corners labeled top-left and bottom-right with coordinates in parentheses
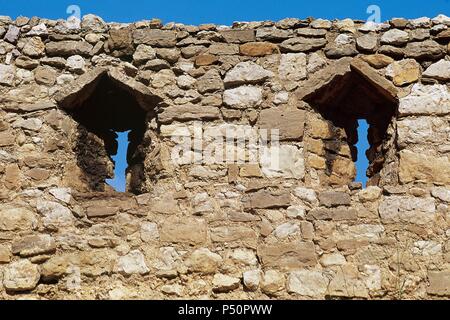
top-left (0, 14), bottom-right (449, 299)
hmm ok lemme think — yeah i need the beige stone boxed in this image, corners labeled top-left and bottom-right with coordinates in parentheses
top-left (385, 59), bottom-right (421, 86)
top-left (399, 150), bottom-right (450, 185)
top-left (257, 242), bottom-right (317, 270)
top-left (160, 216), bottom-right (207, 245)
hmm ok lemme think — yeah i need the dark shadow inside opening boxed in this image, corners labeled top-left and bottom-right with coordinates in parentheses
top-left (70, 74), bottom-right (150, 194)
top-left (304, 71), bottom-right (397, 186)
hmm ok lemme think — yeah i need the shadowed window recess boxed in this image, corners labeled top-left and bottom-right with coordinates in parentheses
top-left (304, 62), bottom-right (398, 187)
top-left (56, 69), bottom-right (162, 195)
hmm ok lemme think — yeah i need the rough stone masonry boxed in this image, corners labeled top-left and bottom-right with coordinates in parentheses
top-left (0, 13), bottom-right (449, 299)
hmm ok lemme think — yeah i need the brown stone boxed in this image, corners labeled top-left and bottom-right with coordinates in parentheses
top-left (132, 28), bottom-right (177, 47)
top-left (0, 244), bottom-right (11, 263)
top-left (386, 59), bottom-right (421, 86)
top-left (0, 131), bottom-right (14, 146)
top-left (159, 104), bottom-right (221, 124)
top-left (258, 108), bottom-right (305, 141)
top-left (243, 190), bottom-right (291, 210)
top-left (26, 168), bottom-right (50, 181)
top-left (160, 216), bottom-right (207, 245)
top-left (45, 41), bottom-right (93, 56)
top-left (4, 164), bottom-right (21, 190)
top-left (318, 191), bottom-right (351, 207)
top-left (86, 206), bottom-right (119, 218)
top-left (12, 234), bottom-right (56, 257)
top-left (220, 29), bottom-right (255, 43)
top-left (257, 242), bottom-right (317, 269)
top-left (34, 66), bottom-right (57, 86)
top-left (195, 54), bottom-right (218, 67)
top-left (361, 54), bottom-right (394, 69)
top-left (240, 42), bottom-right (280, 56)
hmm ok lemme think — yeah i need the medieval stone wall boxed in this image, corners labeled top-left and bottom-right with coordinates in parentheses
top-left (0, 14), bottom-right (449, 299)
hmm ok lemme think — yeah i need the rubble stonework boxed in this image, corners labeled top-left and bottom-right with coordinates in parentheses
top-left (0, 14), bottom-right (449, 300)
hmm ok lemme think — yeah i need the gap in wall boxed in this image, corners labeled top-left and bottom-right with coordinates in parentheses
top-left (106, 131), bottom-right (130, 192)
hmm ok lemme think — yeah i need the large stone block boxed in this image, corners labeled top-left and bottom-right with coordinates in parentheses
top-left (160, 216), bottom-right (207, 245)
top-left (132, 28), bottom-right (177, 47)
top-left (210, 226), bottom-right (258, 248)
top-left (0, 206), bottom-right (38, 231)
top-left (243, 190), bottom-right (291, 210)
top-left (427, 271), bottom-right (450, 296)
top-left (399, 84), bottom-right (450, 116)
top-left (257, 242), bottom-right (317, 269)
top-left (399, 150), bottom-right (450, 185)
top-left (379, 196), bottom-right (436, 225)
top-left (258, 108), bottom-right (305, 141)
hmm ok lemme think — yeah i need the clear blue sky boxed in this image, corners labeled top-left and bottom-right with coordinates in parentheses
top-left (1, 1), bottom-right (447, 189)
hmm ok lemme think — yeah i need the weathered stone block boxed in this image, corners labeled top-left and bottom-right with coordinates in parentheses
top-left (258, 108), bottom-right (305, 141)
top-left (160, 216), bottom-right (207, 245)
top-left (257, 242), bottom-right (317, 269)
top-left (399, 150), bottom-right (450, 185)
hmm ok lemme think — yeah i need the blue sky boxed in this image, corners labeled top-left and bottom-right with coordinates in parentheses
top-left (1, 0), bottom-right (447, 189)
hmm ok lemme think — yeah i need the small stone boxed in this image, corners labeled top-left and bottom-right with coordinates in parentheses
top-left (22, 37), bottom-right (46, 57)
top-left (66, 55), bottom-right (85, 73)
top-left (423, 59), bottom-right (450, 81)
top-left (195, 54), bottom-right (218, 67)
top-left (243, 270), bottom-right (261, 291)
top-left (334, 19), bottom-right (356, 33)
top-left (49, 188), bottom-right (71, 203)
top-left (320, 253), bottom-right (346, 266)
top-left (399, 83), bottom-right (450, 116)
top-left (273, 222), bottom-right (300, 239)
top-left (196, 69), bottom-right (224, 93)
top-left (279, 53), bottom-right (307, 83)
top-left (212, 274), bottom-right (240, 292)
top-left (428, 271), bottom-right (450, 296)
top-left (0, 64), bottom-right (15, 86)
top-left (220, 29), bottom-right (255, 43)
top-left (0, 244), bottom-right (11, 263)
top-left (386, 59), bottom-right (421, 86)
top-left (359, 186), bottom-right (382, 202)
top-left (405, 40), bottom-right (445, 60)
top-left (356, 34), bottom-right (378, 52)
top-left (307, 52), bottom-right (327, 73)
top-left (0, 206), bottom-right (37, 231)
top-left (34, 66), bottom-right (57, 86)
top-left (287, 270), bottom-right (329, 297)
top-left (261, 270), bottom-right (285, 295)
top-left (3, 260), bottom-right (40, 292)
top-left (12, 118), bottom-right (43, 131)
top-left (380, 29), bottom-right (409, 46)
top-left (26, 23), bottom-right (48, 36)
top-left (223, 86), bottom-right (262, 109)
top-left (4, 25), bottom-right (20, 43)
top-left (286, 206), bottom-right (306, 219)
top-left (240, 42), bottom-right (279, 56)
top-left (431, 187), bottom-right (450, 203)
top-left (186, 248), bottom-right (222, 274)
top-left (432, 14), bottom-right (450, 26)
top-left (360, 54), bottom-right (394, 69)
top-left (310, 19), bottom-right (332, 29)
top-left (133, 44), bottom-right (156, 65)
top-left (132, 28), bottom-right (177, 47)
top-left (117, 250), bottom-right (149, 275)
top-left (12, 234), bottom-right (56, 257)
top-left (36, 200), bottom-right (74, 229)
top-left (224, 61), bottom-right (273, 86)
top-left (280, 37), bottom-right (327, 53)
top-left (208, 43), bottom-right (239, 55)
top-left (81, 14), bottom-right (108, 33)
top-left (318, 191), bottom-right (351, 207)
top-left (161, 284), bottom-right (184, 297)
top-left (409, 17), bottom-right (431, 28)
top-left (45, 41), bottom-right (93, 57)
